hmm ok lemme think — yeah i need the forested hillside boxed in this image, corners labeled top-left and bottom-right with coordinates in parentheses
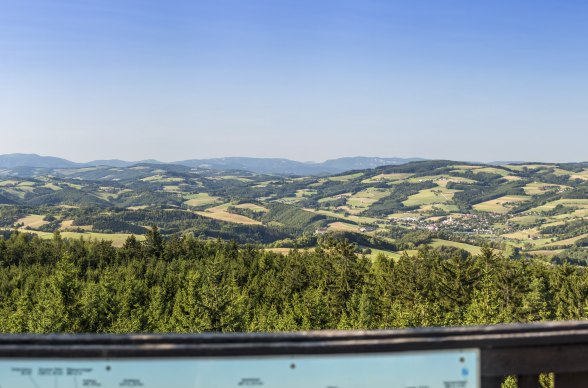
top-left (2, 160), bottom-right (588, 264)
top-left (0, 230), bottom-right (584, 333)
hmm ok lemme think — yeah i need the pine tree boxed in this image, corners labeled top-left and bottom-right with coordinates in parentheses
top-left (170, 254), bottom-right (245, 332)
top-left (552, 263), bottom-right (584, 320)
top-left (144, 226), bottom-right (164, 258)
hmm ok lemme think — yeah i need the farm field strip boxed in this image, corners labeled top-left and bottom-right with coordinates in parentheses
top-left (16, 214), bottom-right (48, 229)
top-left (196, 203), bottom-right (262, 225)
top-left (403, 187), bottom-right (460, 207)
top-left (473, 195), bottom-right (530, 214)
top-left (430, 239), bottom-right (483, 255)
top-left (1, 228), bottom-right (145, 247)
top-left (184, 193), bottom-right (222, 207)
top-left (545, 233), bottom-right (588, 247)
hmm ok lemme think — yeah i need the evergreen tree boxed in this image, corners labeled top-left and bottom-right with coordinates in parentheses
top-left (144, 226), bottom-right (164, 258)
top-left (0, 231), bottom-right (587, 334)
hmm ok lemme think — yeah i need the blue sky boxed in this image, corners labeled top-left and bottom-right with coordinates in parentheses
top-left (0, 0), bottom-right (587, 162)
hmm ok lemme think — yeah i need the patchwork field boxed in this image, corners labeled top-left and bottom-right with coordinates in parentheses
top-left (434, 176), bottom-right (477, 187)
top-left (570, 169), bottom-right (588, 180)
top-left (526, 250), bottom-right (565, 257)
top-left (430, 239), bottom-right (484, 255)
top-left (473, 195), bottom-right (530, 214)
top-left (509, 215), bottom-right (543, 226)
top-left (403, 188), bottom-right (459, 207)
top-left (196, 204), bottom-right (262, 225)
top-left (16, 214), bottom-right (48, 229)
top-left (0, 180), bottom-right (19, 187)
top-left (419, 203), bottom-right (460, 213)
top-left (8, 229), bottom-right (145, 247)
top-left (2, 159), bottom-right (588, 262)
top-left (530, 199), bottom-right (588, 213)
top-left (295, 189), bottom-right (317, 198)
top-left (59, 219), bottom-right (74, 229)
top-left (502, 175), bottom-right (522, 181)
top-left (328, 173), bottom-right (364, 182)
top-left (545, 233), bottom-right (588, 247)
top-left (141, 175), bottom-right (185, 183)
top-left (347, 188), bottom-right (389, 208)
top-left (318, 193), bottom-right (351, 204)
top-left (327, 221), bottom-right (360, 232)
top-left (233, 203), bottom-right (268, 212)
top-left (184, 193), bottom-right (222, 207)
top-left (502, 228), bottom-right (543, 240)
top-left (362, 173), bottom-right (413, 183)
top-left (309, 208), bottom-right (380, 225)
top-left (524, 182), bottom-right (567, 195)
top-left (212, 176), bottom-right (254, 182)
top-left (451, 165), bottom-right (483, 171)
top-left (472, 167), bottom-right (511, 176)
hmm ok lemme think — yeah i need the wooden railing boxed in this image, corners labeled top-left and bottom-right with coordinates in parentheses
top-left (2, 321), bottom-right (588, 387)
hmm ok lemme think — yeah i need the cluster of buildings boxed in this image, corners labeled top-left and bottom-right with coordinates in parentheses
top-left (390, 213), bottom-right (499, 235)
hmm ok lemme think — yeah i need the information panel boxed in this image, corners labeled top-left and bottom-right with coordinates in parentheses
top-left (0, 349), bottom-right (479, 388)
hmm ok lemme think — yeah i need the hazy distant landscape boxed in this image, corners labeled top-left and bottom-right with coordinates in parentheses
top-left (0, 153), bottom-right (424, 176)
top-left (4, 3), bottom-right (588, 370)
top-left (3, 153), bottom-right (588, 334)
top-left (2, 154), bottom-right (588, 265)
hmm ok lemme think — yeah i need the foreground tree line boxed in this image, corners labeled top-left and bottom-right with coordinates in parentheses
top-left (0, 228), bottom-right (585, 333)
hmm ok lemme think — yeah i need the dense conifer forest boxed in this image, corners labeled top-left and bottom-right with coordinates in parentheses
top-left (0, 228), bottom-right (585, 334)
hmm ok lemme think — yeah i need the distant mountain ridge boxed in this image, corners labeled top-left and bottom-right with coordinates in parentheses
top-left (321, 157), bottom-right (425, 172)
top-left (175, 156), bottom-right (425, 175)
top-left (0, 154), bottom-right (78, 169)
top-left (0, 154), bottom-right (424, 176)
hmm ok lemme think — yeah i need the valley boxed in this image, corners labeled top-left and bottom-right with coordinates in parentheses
top-left (1, 159), bottom-right (588, 264)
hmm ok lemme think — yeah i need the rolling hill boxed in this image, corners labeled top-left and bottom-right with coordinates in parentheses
top-left (0, 154), bottom-right (423, 176)
top-left (1, 159), bottom-right (588, 263)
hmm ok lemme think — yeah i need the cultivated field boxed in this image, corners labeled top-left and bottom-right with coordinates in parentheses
top-left (16, 214), bottom-right (48, 229)
top-left (473, 195), bottom-right (530, 214)
top-left (196, 204), bottom-right (262, 225)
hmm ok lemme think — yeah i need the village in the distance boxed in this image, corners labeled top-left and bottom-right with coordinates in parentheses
top-left (1, 155), bottom-right (587, 265)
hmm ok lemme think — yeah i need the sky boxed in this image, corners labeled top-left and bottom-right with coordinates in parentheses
top-left (0, 0), bottom-right (587, 163)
